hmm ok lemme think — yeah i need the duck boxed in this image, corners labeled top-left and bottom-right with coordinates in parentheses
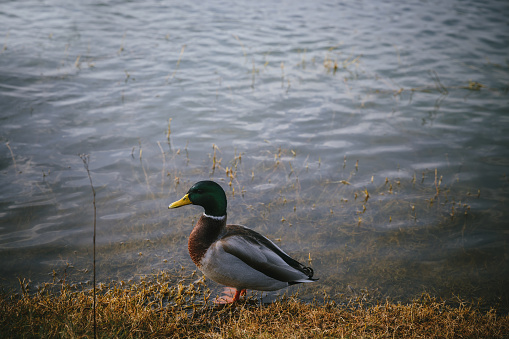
top-left (168, 180), bottom-right (317, 303)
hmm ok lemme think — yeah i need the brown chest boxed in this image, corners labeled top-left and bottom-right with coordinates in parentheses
top-left (187, 215), bottom-right (225, 267)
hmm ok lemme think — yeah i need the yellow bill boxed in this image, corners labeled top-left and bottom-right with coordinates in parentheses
top-left (168, 193), bottom-right (192, 209)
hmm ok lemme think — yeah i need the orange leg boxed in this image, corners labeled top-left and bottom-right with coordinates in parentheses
top-left (232, 289), bottom-right (246, 302)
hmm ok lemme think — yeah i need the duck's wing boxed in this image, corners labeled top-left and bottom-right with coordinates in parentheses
top-left (219, 224), bottom-right (316, 283)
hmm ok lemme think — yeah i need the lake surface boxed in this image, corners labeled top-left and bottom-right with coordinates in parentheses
top-left (1, 0), bottom-right (508, 308)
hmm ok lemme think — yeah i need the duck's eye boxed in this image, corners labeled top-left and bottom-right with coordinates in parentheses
top-left (196, 189), bottom-right (204, 194)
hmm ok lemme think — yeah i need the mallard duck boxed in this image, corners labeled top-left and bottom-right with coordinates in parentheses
top-left (168, 180), bottom-right (317, 303)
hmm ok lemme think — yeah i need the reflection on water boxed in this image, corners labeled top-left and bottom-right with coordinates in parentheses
top-left (1, 0), bottom-right (508, 309)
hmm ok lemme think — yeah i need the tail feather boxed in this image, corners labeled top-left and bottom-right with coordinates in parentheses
top-left (288, 265), bottom-right (318, 285)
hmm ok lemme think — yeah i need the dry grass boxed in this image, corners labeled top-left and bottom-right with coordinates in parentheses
top-left (1, 272), bottom-right (507, 339)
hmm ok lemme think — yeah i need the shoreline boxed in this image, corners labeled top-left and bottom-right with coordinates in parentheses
top-left (2, 272), bottom-right (508, 338)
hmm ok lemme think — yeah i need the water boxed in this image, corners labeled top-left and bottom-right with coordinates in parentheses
top-left (1, 0), bottom-right (508, 307)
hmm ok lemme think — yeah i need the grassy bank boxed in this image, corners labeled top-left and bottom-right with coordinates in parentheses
top-left (1, 272), bottom-right (507, 338)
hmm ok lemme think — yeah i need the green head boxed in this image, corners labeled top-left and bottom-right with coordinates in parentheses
top-left (168, 180), bottom-right (227, 217)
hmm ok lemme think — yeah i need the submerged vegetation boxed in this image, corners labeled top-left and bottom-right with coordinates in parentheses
top-left (1, 272), bottom-right (508, 338)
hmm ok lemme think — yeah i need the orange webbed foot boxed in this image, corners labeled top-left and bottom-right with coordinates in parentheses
top-left (213, 287), bottom-right (247, 304)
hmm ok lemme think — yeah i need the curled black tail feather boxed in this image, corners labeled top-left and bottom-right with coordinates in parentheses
top-left (302, 265), bottom-right (316, 279)
top-left (288, 264), bottom-right (318, 286)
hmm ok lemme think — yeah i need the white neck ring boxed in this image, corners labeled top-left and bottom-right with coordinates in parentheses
top-left (203, 213), bottom-right (226, 221)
